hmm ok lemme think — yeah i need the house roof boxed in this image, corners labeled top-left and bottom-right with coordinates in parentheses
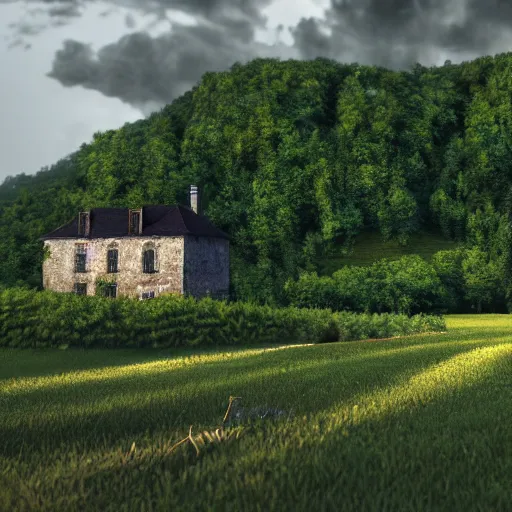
top-left (39, 205), bottom-right (230, 241)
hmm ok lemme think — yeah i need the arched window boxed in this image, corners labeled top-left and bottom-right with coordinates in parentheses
top-left (143, 249), bottom-right (155, 273)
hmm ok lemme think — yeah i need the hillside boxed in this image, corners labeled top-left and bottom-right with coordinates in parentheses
top-left (1, 54), bottom-right (512, 305)
top-left (318, 229), bottom-right (461, 276)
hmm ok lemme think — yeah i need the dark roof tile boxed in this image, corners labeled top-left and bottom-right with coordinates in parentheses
top-left (39, 205), bottom-right (229, 241)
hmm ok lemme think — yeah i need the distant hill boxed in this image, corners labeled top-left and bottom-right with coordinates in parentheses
top-left (1, 54), bottom-right (512, 304)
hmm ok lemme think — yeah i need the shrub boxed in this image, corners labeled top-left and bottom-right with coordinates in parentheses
top-left (286, 256), bottom-right (448, 314)
top-left (0, 288), bottom-right (445, 349)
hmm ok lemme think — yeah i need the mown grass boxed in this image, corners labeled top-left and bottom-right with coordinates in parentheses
top-left (1, 315), bottom-right (511, 511)
top-left (319, 229), bottom-right (460, 275)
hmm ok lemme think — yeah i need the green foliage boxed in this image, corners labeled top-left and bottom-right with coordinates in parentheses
top-left (4, 54), bottom-right (512, 305)
top-left (378, 186), bottom-right (418, 245)
top-left (318, 229), bottom-right (460, 275)
top-left (286, 255), bottom-right (446, 315)
top-left (0, 288), bottom-right (444, 349)
top-left (461, 248), bottom-right (503, 313)
top-left (431, 248), bottom-right (467, 311)
top-left (94, 276), bottom-right (117, 297)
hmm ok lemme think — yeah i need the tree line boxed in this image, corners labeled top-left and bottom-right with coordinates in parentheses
top-left (1, 53), bottom-right (512, 311)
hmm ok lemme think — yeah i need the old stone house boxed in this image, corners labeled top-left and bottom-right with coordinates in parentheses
top-left (39, 186), bottom-right (230, 299)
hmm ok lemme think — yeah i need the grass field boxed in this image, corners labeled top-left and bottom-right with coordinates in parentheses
top-left (318, 229), bottom-right (460, 275)
top-left (1, 315), bottom-right (511, 511)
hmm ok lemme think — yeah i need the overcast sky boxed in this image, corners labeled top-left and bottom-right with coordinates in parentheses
top-left (1, 0), bottom-right (512, 183)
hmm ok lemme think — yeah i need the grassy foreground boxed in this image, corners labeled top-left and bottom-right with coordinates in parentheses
top-left (1, 315), bottom-right (511, 511)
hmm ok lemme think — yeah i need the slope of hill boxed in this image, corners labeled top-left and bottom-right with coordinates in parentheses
top-left (318, 229), bottom-right (461, 275)
top-left (1, 54), bottom-right (512, 305)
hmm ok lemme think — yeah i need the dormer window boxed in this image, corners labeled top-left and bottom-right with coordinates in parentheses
top-left (129, 209), bottom-right (141, 235)
top-left (78, 212), bottom-right (90, 237)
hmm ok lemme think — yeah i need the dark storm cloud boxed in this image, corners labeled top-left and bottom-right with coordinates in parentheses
top-left (49, 39), bottom-right (98, 86)
top-left (47, 21), bottom-right (295, 113)
top-left (7, 0), bottom-right (512, 112)
top-left (1, 0), bottom-right (269, 26)
top-left (124, 13), bottom-right (136, 28)
top-left (2, 0), bottom-right (286, 112)
top-left (292, 0), bottom-right (512, 69)
top-left (291, 17), bottom-right (331, 61)
top-left (47, 3), bottom-right (81, 19)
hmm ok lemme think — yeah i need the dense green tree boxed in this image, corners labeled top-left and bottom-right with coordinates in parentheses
top-left (286, 256), bottom-right (445, 315)
top-left (431, 249), bottom-right (467, 311)
top-left (2, 53), bottom-right (512, 308)
top-left (462, 248), bottom-right (503, 313)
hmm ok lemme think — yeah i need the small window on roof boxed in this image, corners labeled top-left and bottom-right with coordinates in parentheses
top-left (78, 212), bottom-right (89, 237)
top-left (129, 209), bottom-right (141, 235)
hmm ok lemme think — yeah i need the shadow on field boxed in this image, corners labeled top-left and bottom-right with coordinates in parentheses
top-left (0, 321), bottom-right (498, 381)
top-left (182, 345), bottom-right (511, 511)
top-left (0, 343), bottom-right (305, 380)
top-left (7, 343), bottom-right (510, 512)
top-left (2, 335), bottom-right (510, 458)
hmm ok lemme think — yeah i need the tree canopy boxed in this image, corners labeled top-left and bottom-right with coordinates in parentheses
top-left (2, 54), bottom-right (512, 308)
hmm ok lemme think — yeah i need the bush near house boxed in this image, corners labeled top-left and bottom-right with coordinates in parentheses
top-left (0, 288), bottom-right (445, 349)
top-left (285, 251), bottom-right (509, 314)
top-left (285, 255), bottom-right (448, 314)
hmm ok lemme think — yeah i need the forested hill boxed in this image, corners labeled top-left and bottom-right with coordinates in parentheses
top-left (2, 53), bottom-right (512, 304)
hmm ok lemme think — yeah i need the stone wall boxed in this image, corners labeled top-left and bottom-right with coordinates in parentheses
top-left (42, 236), bottom-right (184, 298)
top-left (183, 236), bottom-right (230, 299)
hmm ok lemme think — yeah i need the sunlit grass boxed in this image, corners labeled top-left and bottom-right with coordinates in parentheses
top-left (1, 314), bottom-right (511, 511)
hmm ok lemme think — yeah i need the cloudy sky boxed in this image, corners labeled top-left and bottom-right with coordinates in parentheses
top-left (1, 0), bottom-right (512, 183)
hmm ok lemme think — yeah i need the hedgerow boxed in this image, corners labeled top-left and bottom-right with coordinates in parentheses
top-left (285, 255), bottom-right (448, 314)
top-left (0, 288), bottom-right (445, 349)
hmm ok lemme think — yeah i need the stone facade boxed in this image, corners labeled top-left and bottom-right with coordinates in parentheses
top-left (183, 235), bottom-right (230, 298)
top-left (42, 235), bottom-right (229, 299)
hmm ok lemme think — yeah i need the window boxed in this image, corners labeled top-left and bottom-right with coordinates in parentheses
top-left (141, 291), bottom-right (155, 300)
top-left (103, 283), bottom-right (117, 299)
top-left (143, 249), bottom-right (155, 273)
top-left (75, 244), bottom-right (86, 273)
top-left (78, 212), bottom-right (89, 237)
top-left (107, 249), bottom-right (118, 273)
top-left (74, 283), bottom-right (87, 295)
top-left (129, 209), bottom-right (141, 235)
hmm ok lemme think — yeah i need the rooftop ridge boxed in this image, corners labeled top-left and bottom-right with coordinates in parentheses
top-left (39, 204), bottom-right (230, 241)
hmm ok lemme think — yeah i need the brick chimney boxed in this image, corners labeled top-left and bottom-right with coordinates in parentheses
top-left (190, 185), bottom-right (199, 214)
